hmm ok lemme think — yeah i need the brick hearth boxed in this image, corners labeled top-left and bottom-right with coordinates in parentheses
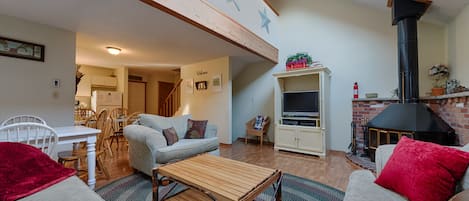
top-left (352, 92), bottom-right (469, 155)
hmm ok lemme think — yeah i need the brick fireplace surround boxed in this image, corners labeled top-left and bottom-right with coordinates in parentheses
top-left (352, 91), bottom-right (469, 155)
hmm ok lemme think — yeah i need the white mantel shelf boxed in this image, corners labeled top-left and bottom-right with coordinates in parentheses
top-left (421, 91), bottom-right (469, 100)
top-left (352, 91), bottom-right (469, 102)
top-left (352, 97), bottom-right (399, 102)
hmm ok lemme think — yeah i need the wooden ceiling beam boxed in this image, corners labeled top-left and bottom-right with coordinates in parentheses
top-left (140, 0), bottom-right (279, 64)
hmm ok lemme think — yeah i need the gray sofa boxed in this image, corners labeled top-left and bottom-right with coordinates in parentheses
top-left (124, 114), bottom-right (219, 176)
top-left (344, 144), bottom-right (469, 201)
top-left (19, 176), bottom-right (104, 201)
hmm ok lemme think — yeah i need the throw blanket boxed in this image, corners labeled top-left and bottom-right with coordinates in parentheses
top-left (0, 142), bottom-right (76, 201)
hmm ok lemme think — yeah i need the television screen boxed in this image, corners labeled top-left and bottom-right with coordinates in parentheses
top-left (283, 91), bottom-right (319, 117)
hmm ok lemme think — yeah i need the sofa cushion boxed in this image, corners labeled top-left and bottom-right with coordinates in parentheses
top-left (138, 114), bottom-right (191, 139)
top-left (375, 137), bottom-right (469, 201)
top-left (184, 119), bottom-right (207, 139)
top-left (344, 170), bottom-right (406, 201)
top-left (162, 127), bottom-right (179, 146)
top-left (154, 137), bottom-right (219, 164)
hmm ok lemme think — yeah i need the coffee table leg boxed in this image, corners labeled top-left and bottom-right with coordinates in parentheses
top-left (153, 169), bottom-right (159, 201)
top-left (276, 181), bottom-right (282, 201)
top-left (274, 174), bottom-right (282, 201)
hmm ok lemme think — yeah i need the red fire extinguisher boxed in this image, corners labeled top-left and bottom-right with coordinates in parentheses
top-left (353, 82), bottom-right (359, 99)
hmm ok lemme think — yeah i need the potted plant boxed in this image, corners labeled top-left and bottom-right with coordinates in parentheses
top-left (428, 64), bottom-right (449, 96)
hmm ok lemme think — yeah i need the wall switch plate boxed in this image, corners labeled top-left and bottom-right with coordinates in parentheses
top-left (456, 103), bottom-right (465, 108)
top-left (52, 79), bottom-right (60, 88)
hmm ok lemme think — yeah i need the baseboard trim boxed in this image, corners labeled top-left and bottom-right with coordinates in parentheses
top-left (236, 137), bottom-right (274, 146)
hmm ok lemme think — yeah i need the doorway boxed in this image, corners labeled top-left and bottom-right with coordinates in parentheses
top-left (158, 81), bottom-right (174, 111)
top-left (128, 81), bottom-right (146, 114)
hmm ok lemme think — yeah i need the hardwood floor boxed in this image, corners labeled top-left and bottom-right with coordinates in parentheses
top-left (94, 139), bottom-right (362, 191)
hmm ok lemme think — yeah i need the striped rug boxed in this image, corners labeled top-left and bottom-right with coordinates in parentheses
top-left (96, 173), bottom-right (345, 201)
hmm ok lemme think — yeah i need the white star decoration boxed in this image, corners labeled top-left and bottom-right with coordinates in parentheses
top-left (226, 0), bottom-right (240, 12)
top-left (259, 8), bottom-right (271, 34)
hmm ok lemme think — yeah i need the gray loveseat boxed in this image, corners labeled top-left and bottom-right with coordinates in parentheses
top-left (124, 114), bottom-right (219, 176)
top-left (344, 144), bottom-right (469, 201)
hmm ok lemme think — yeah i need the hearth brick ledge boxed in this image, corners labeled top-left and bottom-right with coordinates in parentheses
top-left (352, 92), bottom-right (469, 155)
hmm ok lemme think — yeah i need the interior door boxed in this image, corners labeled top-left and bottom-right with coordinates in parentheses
top-left (158, 81), bottom-right (174, 109)
top-left (128, 81), bottom-right (146, 114)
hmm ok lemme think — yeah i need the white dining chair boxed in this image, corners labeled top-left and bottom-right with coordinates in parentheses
top-left (1, 115), bottom-right (47, 126)
top-left (0, 122), bottom-right (58, 157)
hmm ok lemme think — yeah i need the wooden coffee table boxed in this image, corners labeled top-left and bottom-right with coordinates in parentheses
top-left (152, 154), bottom-right (282, 201)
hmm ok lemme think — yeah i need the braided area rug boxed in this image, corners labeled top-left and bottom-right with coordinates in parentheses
top-left (96, 173), bottom-right (344, 201)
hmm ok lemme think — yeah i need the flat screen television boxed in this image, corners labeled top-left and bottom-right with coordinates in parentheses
top-left (283, 91), bottom-right (319, 117)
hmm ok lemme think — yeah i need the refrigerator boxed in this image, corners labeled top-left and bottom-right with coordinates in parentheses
top-left (91, 91), bottom-right (122, 113)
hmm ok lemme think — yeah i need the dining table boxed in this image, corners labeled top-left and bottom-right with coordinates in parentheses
top-left (53, 126), bottom-right (101, 189)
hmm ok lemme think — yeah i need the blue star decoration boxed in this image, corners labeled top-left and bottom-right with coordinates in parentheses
top-left (259, 8), bottom-right (271, 34)
top-left (227, 0), bottom-right (240, 12)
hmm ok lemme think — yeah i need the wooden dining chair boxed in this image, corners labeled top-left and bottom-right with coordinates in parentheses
top-left (75, 109), bottom-right (96, 127)
top-left (109, 108), bottom-right (128, 149)
top-left (245, 116), bottom-right (271, 147)
top-left (58, 109), bottom-right (111, 180)
top-left (1, 115), bottom-right (47, 126)
top-left (0, 122), bottom-right (58, 157)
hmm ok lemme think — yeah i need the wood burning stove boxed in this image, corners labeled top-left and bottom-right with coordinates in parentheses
top-left (366, 0), bottom-right (457, 161)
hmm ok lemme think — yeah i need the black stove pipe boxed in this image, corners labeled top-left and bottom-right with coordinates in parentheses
top-left (397, 17), bottom-right (419, 103)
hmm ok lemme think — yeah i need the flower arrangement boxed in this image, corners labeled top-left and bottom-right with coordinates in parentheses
top-left (428, 64), bottom-right (449, 96)
top-left (428, 64), bottom-right (449, 88)
top-left (286, 53), bottom-right (321, 71)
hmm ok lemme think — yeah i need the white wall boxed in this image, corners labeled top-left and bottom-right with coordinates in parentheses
top-left (418, 23), bottom-right (447, 96)
top-left (232, 61), bottom-right (275, 142)
top-left (233, 0), bottom-right (447, 151)
top-left (0, 14), bottom-right (75, 127)
top-left (448, 4), bottom-right (469, 87)
top-left (180, 57), bottom-right (232, 144)
top-left (115, 67), bottom-right (128, 108)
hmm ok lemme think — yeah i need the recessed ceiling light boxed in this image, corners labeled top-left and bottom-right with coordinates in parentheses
top-left (106, 47), bottom-right (121, 55)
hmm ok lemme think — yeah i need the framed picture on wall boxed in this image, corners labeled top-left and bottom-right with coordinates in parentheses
top-left (0, 36), bottom-right (45, 62)
top-left (212, 74), bottom-right (222, 92)
top-left (195, 81), bottom-right (208, 90)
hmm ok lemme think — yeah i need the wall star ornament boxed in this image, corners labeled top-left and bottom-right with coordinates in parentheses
top-left (259, 8), bottom-right (271, 34)
top-left (226, 0), bottom-right (240, 12)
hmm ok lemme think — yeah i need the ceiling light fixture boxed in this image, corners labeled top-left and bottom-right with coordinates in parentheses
top-left (106, 47), bottom-right (121, 55)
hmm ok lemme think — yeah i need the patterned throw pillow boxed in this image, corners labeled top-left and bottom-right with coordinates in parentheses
top-left (254, 115), bottom-right (265, 130)
top-left (184, 119), bottom-right (208, 139)
top-left (162, 127), bottom-right (179, 145)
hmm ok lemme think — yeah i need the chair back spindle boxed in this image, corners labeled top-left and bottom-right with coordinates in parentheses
top-left (1, 115), bottom-right (47, 126)
top-left (0, 123), bottom-right (58, 157)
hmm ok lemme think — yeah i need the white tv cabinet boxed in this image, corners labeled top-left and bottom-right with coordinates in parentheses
top-left (273, 67), bottom-right (330, 157)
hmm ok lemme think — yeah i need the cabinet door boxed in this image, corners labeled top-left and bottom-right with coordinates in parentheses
top-left (276, 126), bottom-right (297, 149)
top-left (297, 128), bottom-right (323, 153)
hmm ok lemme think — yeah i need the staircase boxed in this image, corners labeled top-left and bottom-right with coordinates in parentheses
top-left (159, 79), bottom-right (182, 117)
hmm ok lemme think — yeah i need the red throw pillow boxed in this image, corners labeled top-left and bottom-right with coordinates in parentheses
top-left (375, 137), bottom-right (469, 201)
top-left (184, 119), bottom-right (207, 139)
